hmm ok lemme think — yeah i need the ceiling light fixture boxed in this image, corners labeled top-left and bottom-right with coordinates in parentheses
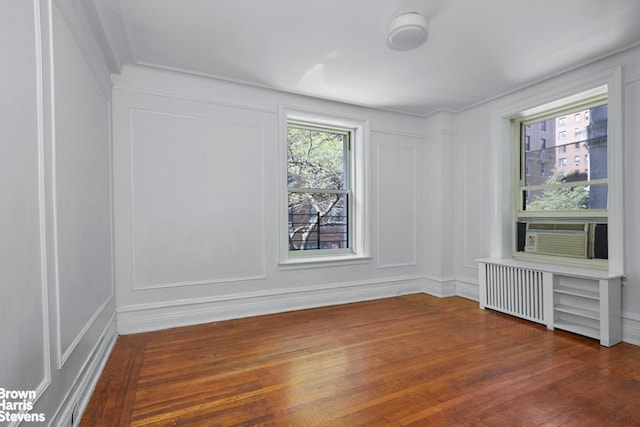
top-left (385, 12), bottom-right (428, 51)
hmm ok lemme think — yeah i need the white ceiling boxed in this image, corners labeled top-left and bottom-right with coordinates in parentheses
top-left (94, 0), bottom-right (640, 116)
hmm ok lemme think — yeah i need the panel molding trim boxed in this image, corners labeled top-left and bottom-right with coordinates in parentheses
top-left (375, 142), bottom-right (418, 269)
top-left (117, 276), bottom-right (427, 334)
top-left (58, 294), bottom-right (114, 367)
top-left (50, 313), bottom-right (117, 426)
top-left (48, 0), bottom-right (115, 370)
top-left (113, 77), bottom-right (278, 115)
top-left (126, 108), bottom-right (267, 291)
top-left (35, 0), bottom-right (52, 401)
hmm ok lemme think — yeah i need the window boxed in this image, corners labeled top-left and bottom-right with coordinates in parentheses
top-left (287, 122), bottom-right (351, 253)
top-left (491, 70), bottom-right (622, 273)
top-left (519, 99), bottom-right (607, 214)
top-left (540, 138), bottom-right (546, 149)
top-left (558, 117), bottom-right (566, 126)
top-left (514, 91), bottom-right (609, 267)
top-left (281, 107), bottom-right (369, 264)
top-left (575, 113), bottom-right (581, 122)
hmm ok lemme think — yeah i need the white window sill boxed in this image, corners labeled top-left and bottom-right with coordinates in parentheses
top-left (278, 254), bottom-right (372, 270)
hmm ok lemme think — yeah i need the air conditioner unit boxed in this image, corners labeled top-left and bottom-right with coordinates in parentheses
top-left (524, 223), bottom-right (589, 258)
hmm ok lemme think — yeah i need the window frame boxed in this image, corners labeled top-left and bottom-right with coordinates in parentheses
top-left (512, 90), bottom-right (610, 268)
top-left (487, 67), bottom-right (623, 275)
top-left (278, 105), bottom-right (371, 268)
top-left (286, 121), bottom-right (352, 255)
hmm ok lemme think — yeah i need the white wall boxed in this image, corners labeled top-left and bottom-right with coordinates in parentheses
top-left (1, 0), bottom-right (116, 425)
top-left (422, 112), bottom-right (457, 297)
top-left (451, 43), bottom-right (640, 345)
top-left (1, 0), bottom-right (48, 412)
top-left (6, 3), bottom-right (640, 423)
top-left (111, 65), bottom-right (445, 333)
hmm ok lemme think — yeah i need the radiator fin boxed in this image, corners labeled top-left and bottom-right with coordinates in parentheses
top-left (483, 264), bottom-right (544, 324)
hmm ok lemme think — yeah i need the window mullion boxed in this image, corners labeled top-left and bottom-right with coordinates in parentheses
top-left (522, 178), bottom-right (608, 192)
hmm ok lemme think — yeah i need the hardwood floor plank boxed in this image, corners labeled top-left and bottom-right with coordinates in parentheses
top-left (80, 334), bottom-right (147, 426)
top-left (82, 295), bottom-right (640, 426)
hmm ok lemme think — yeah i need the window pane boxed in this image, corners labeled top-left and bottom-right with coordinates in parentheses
top-left (525, 137), bottom-right (607, 185)
top-left (288, 192), bottom-right (348, 250)
top-left (288, 126), bottom-right (346, 190)
top-left (524, 183), bottom-right (607, 211)
top-left (522, 104), bottom-right (608, 211)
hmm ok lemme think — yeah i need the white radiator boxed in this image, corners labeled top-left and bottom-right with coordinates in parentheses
top-left (479, 262), bottom-right (546, 324)
top-left (478, 259), bottom-right (620, 346)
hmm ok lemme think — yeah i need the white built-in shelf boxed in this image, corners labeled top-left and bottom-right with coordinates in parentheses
top-left (554, 285), bottom-right (600, 300)
top-left (554, 304), bottom-right (600, 320)
top-left (478, 258), bottom-right (622, 347)
top-left (554, 320), bottom-right (600, 341)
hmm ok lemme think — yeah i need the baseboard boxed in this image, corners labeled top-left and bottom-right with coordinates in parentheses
top-left (423, 275), bottom-right (457, 297)
top-left (622, 314), bottom-right (640, 346)
top-left (117, 276), bottom-right (426, 334)
top-left (55, 314), bottom-right (118, 427)
top-left (455, 279), bottom-right (479, 302)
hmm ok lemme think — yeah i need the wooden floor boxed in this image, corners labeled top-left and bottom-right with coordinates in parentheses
top-left (81, 295), bottom-right (640, 426)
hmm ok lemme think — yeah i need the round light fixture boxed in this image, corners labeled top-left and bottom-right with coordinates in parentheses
top-left (385, 12), bottom-right (428, 51)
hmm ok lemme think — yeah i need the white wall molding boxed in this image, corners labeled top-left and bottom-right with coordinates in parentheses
top-left (625, 73), bottom-right (640, 86)
top-left (622, 315), bottom-right (640, 346)
top-left (125, 107), bottom-right (268, 291)
top-left (455, 278), bottom-right (479, 302)
top-left (48, 1), bottom-right (115, 369)
top-left (451, 120), bottom-right (490, 137)
top-left (81, 0), bottom-right (133, 73)
top-left (50, 313), bottom-right (117, 427)
top-left (59, 293), bottom-right (114, 366)
top-left (35, 0), bottom-right (53, 401)
top-left (53, 0), bottom-right (111, 98)
top-left (117, 276), bottom-right (425, 334)
top-left (422, 128), bottom-right (456, 140)
top-left (113, 83), bottom-right (278, 115)
top-left (423, 275), bottom-right (457, 298)
top-left (371, 126), bottom-right (425, 140)
top-left (376, 141), bottom-right (418, 269)
top-left (133, 275), bottom-right (269, 292)
top-left (462, 142), bottom-right (482, 268)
